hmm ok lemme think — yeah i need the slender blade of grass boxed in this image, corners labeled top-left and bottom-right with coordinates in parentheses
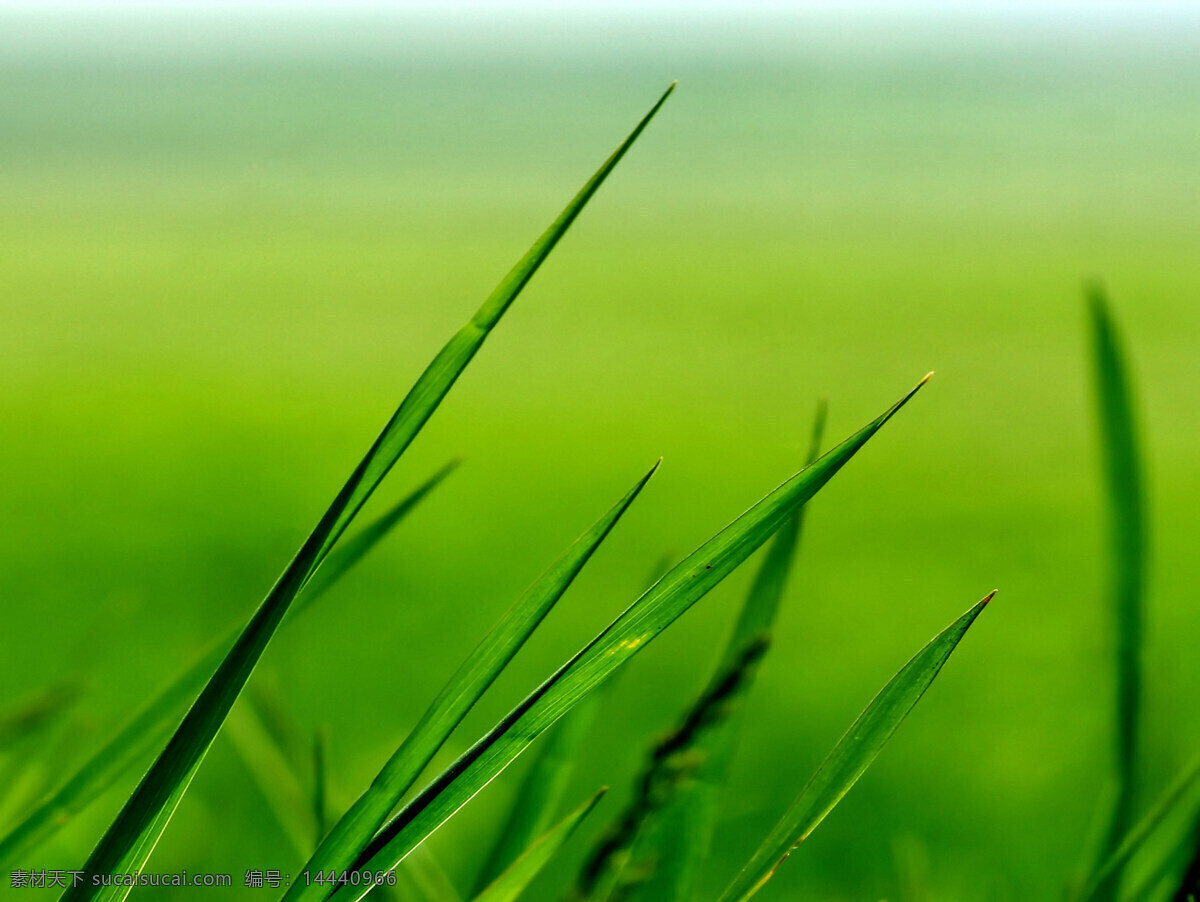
top-left (288, 462), bottom-right (660, 901)
top-left (0, 464), bottom-right (452, 871)
top-left (226, 696), bottom-right (316, 859)
top-left (474, 790), bottom-right (608, 902)
top-left (1122, 815), bottom-right (1199, 902)
top-left (1080, 284), bottom-right (1149, 901)
top-left (716, 592), bottom-right (993, 902)
top-left (496, 555), bottom-right (668, 901)
top-left (327, 378), bottom-right (928, 902)
top-left (1078, 760), bottom-right (1200, 902)
top-left (473, 694), bottom-right (603, 894)
top-left (596, 400), bottom-right (827, 902)
top-left (395, 847), bottom-right (465, 902)
top-left (56, 83), bottom-right (673, 899)
top-left (300, 460), bottom-right (461, 606)
top-left (575, 641), bottom-right (768, 902)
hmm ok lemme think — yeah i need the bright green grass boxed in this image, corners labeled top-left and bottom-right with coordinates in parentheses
top-left (2, 9), bottom-right (1200, 900)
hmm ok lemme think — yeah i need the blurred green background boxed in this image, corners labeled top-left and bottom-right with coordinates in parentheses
top-left (2, 3), bottom-right (1199, 899)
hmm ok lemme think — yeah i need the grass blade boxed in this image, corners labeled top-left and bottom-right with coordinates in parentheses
top-left (328, 377), bottom-right (928, 902)
top-left (287, 461), bottom-right (660, 901)
top-left (300, 460), bottom-right (461, 606)
top-left (1080, 284), bottom-right (1149, 901)
top-left (57, 82), bottom-right (673, 898)
top-left (226, 696), bottom-right (316, 858)
top-left (716, 592), bottom-right (993, 902)
top-left (590, 400), bottom-right (828, 902)
top-left (479, 552), bottom-right (665, 897)
top-left (394, 848), bottom-right (465, 902)
top-left (1077, 760), bottom-right (1200, 902)
top-left (0, 465), bottom-right (451, 871)
top-left (575, 641), bottom-right (768, 902)
top-left (1122, 815), bottom-right (1200, 902)
top-left (473, 695), bottom-right (603, 894)
top-left (474, 790), bottom-right (608, 902)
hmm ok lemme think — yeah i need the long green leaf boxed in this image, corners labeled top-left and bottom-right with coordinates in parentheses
top-left (328, 377), bottom-right (929, 902)
top-left (474, 695), bottom-right (603, 894)
top-left (716, 592), bottom-right (993, 902)
top-left (1078, 760), bottom-right (1200, 902)
top-left (575, 641), bottom-right (768, 902)
top-left (288, 461), bottom-right (660, 901)
top-left (0, 464), bottom-right (452, 871)
top-left (490, 555), bottom-right (667, 899)
top-left (59, 82), bottom-right (672, 900)
top-left (474, 790), bottom-right (608, 902)
top-left (301, 460), bottom-right (461, 605)
top-left (600, 400), bottom-right (827, 902)
top-left (1080, 284), bottom-right (1148, 901)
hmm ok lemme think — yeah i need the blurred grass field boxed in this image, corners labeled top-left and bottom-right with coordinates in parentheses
top-left (2, 5), bottom-right (1199, 899)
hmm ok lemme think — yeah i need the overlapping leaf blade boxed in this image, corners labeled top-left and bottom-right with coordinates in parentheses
top-left (474, 790), bottom-right (607, 902)
top-left (473, 694), bottom-right (603, 894)
top-left (1077, 760), bottom-right (1200, 902)
top-left (288, 462), bottom-right (660, 900)
top-left (593, 401), bottom-right (827, 902)
top-left (0, 464), bottom-right (454, 871)
top-left (326, 377), bottom-right (929, 902)
top-left (716, 592), bottom-right (993, 902)
top-left (59, 82), bottom-right (675, 902)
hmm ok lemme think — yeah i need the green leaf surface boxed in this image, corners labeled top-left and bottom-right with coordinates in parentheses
top-left (1080, 284), bottom-right (1149, 901)
top-left (300, 460), bottom-right (461, 606)
top-left (1077, 760), bottom-right (1200, 902)
top-left (603, 400), bottom-right (828, 902)
top-left (474, 790), bottom-right (607, 902)
top-left (327, 377), bottom-right (928, 902)
top-left (288, 461), bottom-right (660, 901)
top-left (0, 465), bottom-right (451, 872)
top-left (394, 847), bottom-right (465, 902)
top-left (473, 694), bottom-right (603, 894)
top-left (716, 592), bottom-right (993, 902)
top-left (57, 78), bottom-right (673, 899)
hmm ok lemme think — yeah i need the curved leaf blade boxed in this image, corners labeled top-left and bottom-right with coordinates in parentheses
top-left (287, 462), bottom-right (660, 901)
top-left (716, 592), bottom-right (993, 902)
top-left (473, 694), bottom-right (603, 894)
top-left (1079, 284), bottom-right (1149, 901)
top-left (609, 400), bottom-right (828, 902)
top-left (0, 464), bottom-right (452, 871)
top-left (328, 377), bottom-right (929, 902)
top-left (59, 81), bottom-right (672, 900)
top-left (474, 790), bottom-right (607, 902)
top-left (1078, 759), bottom-right (1200, 902)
